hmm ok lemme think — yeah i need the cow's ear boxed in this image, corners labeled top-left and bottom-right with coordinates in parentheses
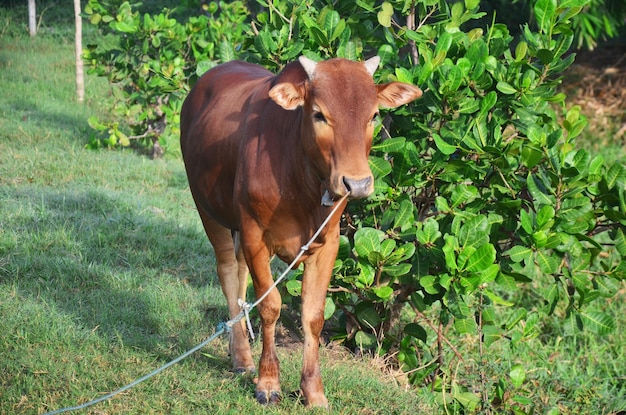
top-left (376, 82), bottom-right (422, 109)
top-left (269, 82), bottom-right (306, 110)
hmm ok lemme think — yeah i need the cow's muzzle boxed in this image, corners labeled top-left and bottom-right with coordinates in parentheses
top-left (342, 176), bottom-right (373, 199)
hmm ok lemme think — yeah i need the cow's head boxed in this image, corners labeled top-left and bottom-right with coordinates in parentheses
top-left (269, 56), bottom-right (422, 201)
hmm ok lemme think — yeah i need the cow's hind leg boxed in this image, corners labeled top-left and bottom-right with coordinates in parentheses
top-left (199, 212), bottom-right (255, 373)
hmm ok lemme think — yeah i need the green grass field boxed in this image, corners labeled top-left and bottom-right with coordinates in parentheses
top-left (1, 11), bottom-right (624, 415)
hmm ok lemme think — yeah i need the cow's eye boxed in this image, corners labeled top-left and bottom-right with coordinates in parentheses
top-left (313, 111), bottom-right (327, 123)
top-left (370, 112), bottom-right (380, 124)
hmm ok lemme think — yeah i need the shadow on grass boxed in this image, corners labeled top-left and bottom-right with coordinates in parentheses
top-left (1, 185), bottom-right (227, 358)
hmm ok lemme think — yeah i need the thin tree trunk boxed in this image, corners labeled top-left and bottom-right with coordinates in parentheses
top-left (28, 0), bottom-right (36, 36)
top-left (74, 0), bottom-right (84, 102)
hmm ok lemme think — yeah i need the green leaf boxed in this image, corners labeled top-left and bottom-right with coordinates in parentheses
top-left (537, 48), bottom-right (554, 65)
top-left (605, 163), bottom-right (626, 190)
top-left (509, 364), bottom-right (526, 388)
top-left (388, 243), bottom-right (416, 263)
top-left (521, 144), bottom-right (544, 169)
top-left (419, 275), bottom-right (441, 295)
top-left (111, 20), bottom-right (137, 33)
top-left (354, 228), bottom-right (384, 258)
top-left (436, 196), bottom-right (451, 213)
top-left (337, 235), bottom-right (351, 259)
top-left (196, 60), bottom-right (216, 77)
top-left (588, 154), bottom-right (604, 179)
top-left (324, 297), bottom-right (335, 320)
top-left (454, 391), bottom-right (481, 410)
top-left (372, 286), bottom-right (394, 300)
top-left (380, 238), bottom-right (396, 258)
top-left (443, 235), bottom-right (459, 272)
top-left (320, 9), bottom-right (340, 35)
top-left (615, 228), bottom-right (626, 257)
top-left (450, 184), bottom-right (478, 208)
top-left (337, 40), bottom-right (357, 60)
top-left (465, 243), bottom-right (496, 272)
top-left (515, 40), bottom-right (528, 61)
top-left (534, 0), bottom-right (557, 33)
top-left (496, 81), bottom-right (517, 95)
top-left (527, 173), bottom-right (554, 205)
top-left (454, 317), bottom-right (477, 334)
top-left (393, 199), bottom-right (415, 231)
top-left (377, 44), bottom-right (395, 65)
top-left (480, 91), bottom-right (497, 115)
top-left (482, 324), bottom-right (500, 347)
top-left (434, 31), bottom-right (453, 56)
top-left (309, 25), bottom-right (328, 47)
top-left (536, 250), bottom-right (559, 274)
top-left (506, 245), bottom-right (533, 263)
top-left (580, 310), bottom-right (616, 335)
top-left (357, 262), bottom-right (375, 286)
top-left (355, 302), bottom-right (382, 328)
top-left (116, 130), bottom-right (130, 146)
top-left (356, 0), bottom-right (376, 12)
top-left (255, 30), bottom-right (277, 56)
top-left (506, 308), bottom-right (527, 330)
top-left (536, 205), bottom-right (555, 230)
top-left (383, 263), bottom-right (412, 277)
top-left (405, 323), bottom-right (427, 342)
top-left (416, 218), bottom-right (441, 245)
top-left (395, 67), bottom-right (413, 84)
top-left (369, 156), bottom-right (392, 178)
top-left (218, 40), bottom-right (235, 62)
top-left (432, 133), bottom-right (457, 155)
top-left (372, 136), bottom-right (406, 153)
top-left (355, 331), bottom-right (377, 349)
top-left (458, 98), bottom-right (480, 114)
top-left (377, 2), bottom-right (394, 27)
top-left (564, 311), bottom-right (583, 336)
top-left (286, 279), bottom-right (302, 296)
top-left (484, 287), bottom-right (514, 306)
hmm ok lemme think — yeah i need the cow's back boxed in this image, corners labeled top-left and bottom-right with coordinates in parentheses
top-left (180, 61), bottom-right (273, 228)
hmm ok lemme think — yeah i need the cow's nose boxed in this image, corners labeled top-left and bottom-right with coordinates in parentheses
top-left (343, 176), bottom-right (373, 199)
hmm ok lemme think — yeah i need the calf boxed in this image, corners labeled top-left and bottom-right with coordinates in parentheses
top-left (180, 56), bottom-right (421, 406)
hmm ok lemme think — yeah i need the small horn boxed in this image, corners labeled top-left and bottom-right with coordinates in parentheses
top-left (299, 55), bottom-right (318, 80)
top-left (363, 56), bottom-right (380, 77)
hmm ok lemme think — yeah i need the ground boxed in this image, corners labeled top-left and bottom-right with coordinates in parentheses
top-left (563, 42), bottom-right (626, 148)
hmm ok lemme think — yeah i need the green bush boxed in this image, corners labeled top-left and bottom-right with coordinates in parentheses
top-left (83, 0), bottom-right (250, 155)
top-left (84, 0), bottom-right (625, 411)
top-left (478, 0), bottom-right (626, 50)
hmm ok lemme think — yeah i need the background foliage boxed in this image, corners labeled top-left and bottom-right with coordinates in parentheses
top-left (47, 0), bottom-right (626, 412)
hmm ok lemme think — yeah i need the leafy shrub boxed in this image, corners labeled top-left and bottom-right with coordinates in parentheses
top-left (478, 0), bottom-right (626, 50)
top-left (83, 0), bottom-right (250, 155)
top-left (84, 0), bottom-right (625, 410)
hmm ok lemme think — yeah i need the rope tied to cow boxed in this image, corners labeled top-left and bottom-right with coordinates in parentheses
top-left (42, 192), bottom-right (349, 415)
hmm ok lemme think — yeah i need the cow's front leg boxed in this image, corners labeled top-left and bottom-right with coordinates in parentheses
top-left (245, 241), bottom-right (282, 404)
top-left (299, 237), bottom-right (339, 408)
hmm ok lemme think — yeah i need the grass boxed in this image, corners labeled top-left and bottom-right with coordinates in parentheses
top-left (1, 8), bottom-right (625, 415)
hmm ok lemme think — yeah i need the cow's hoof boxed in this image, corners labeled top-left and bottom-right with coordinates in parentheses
top-left (255, 390), bottom-right (281, 405)
top-left (306, 397), bottom-right (329, 409)
top-left (304, 392), bottom-right (329, 408)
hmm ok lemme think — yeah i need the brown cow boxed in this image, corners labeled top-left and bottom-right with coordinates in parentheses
top-left (180, 56), bottom-right (421, 407)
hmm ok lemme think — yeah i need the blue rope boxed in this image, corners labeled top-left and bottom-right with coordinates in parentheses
top-left (42, 192), bottom-right (349, 414)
